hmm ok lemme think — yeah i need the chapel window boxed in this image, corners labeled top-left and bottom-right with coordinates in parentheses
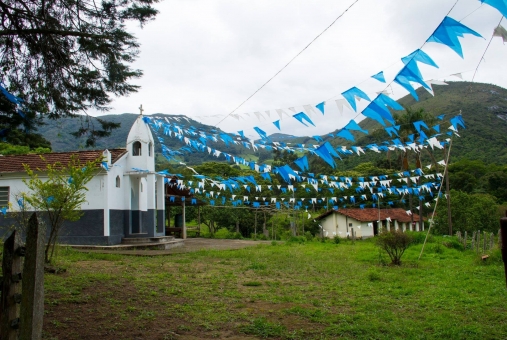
top-left (116, 176), bottom-right (121, 188)
top-left (133, 141), bottom-right (142, 156)
top-left (0, 187), bottom-right (9, 206)
top-left (148, 142), bottom-right (153, 157)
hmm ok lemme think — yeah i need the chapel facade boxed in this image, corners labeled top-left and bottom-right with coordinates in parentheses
top-left (0, 114), bottom-right (166, 245)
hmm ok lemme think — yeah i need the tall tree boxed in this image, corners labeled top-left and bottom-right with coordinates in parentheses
top-left (393, 107), bottom-right (435, 230)
top-left (0, 0), bottom-right (159, 146)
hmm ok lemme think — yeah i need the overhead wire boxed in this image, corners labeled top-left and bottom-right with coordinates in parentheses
top-left (214, 0), bottom-right (361, 127)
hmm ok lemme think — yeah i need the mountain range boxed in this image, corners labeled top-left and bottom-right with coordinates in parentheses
top-left (36, 81), bottom-right (507, 167)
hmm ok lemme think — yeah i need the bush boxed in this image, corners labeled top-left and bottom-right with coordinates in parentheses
top-left (333, 236), bottom-right (341, 244)
top-left (304, 231), bottom-right (314, 241)
top-left (375, 230), bottom-right (413, 265)
top-left (442, 238), bottom-right (464, 251)
top-left (287, 236), bottom-right (306, 244)
top-left (406, 231), bottom-right (430, 245)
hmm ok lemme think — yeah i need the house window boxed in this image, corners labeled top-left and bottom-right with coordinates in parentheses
top-left (141, 182), bottom-right (143, 192)
top-left (116, 176), bottom-right (121, 188)
top-left (148, 142), bottom-right (153, 157)
top-left (0, 187), bottom-right (9, 207)
top-left (133, 141), bottom-right (142, 156)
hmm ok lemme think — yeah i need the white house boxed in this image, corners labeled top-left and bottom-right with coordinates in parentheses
top-left (316, 208), bottom-right (424, 239)
top-left (0, 114), bottom-right (168, 245)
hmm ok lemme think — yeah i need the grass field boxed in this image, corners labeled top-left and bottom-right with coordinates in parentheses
top-left (42, 237), bottom-right (507, 339)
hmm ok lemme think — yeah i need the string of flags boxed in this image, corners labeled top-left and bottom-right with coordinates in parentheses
top-left (146, 114), bottom-right (464, 176)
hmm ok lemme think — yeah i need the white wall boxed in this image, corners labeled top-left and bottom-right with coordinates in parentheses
top-left (1, 172), bottom-right (107, 211)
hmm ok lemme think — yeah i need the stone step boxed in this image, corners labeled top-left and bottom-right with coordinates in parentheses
top-left (71, 238), bottom-right (185, 251)
top-left (121, 235), bottom-right (175, 244)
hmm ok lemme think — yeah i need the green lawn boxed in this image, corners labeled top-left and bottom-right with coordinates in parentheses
top-left (43, 237), bottom-right (507, 339)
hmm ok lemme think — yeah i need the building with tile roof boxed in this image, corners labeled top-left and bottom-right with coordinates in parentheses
top-left (0, 114), bottom-right (169, 245)
top-left (315, 208), bottom-right (424, 239)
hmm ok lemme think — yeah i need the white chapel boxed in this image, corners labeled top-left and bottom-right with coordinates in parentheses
top-left (0, 113), bottom-right (168, 245)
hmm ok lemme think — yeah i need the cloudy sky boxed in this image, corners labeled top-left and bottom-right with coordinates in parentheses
top-left (94, 0), bottom-right (507, 138)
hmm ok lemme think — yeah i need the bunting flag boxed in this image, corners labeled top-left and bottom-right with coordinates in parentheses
top-left (292, 112), bottom-right (315, 127)
top-left (371, 71), bottom-right (386, 83)
top-left (314, 142), bottom-right (339, 168)
top-left (294, 155), bottom-right (309, 172)
top-left (427, 16), bottom-right (483, 58)
top-left (394, 50), bottom-right (438, 101)
top-left (493, 25), bottom-right (507, 42)
top-left (343, 119), bottom-right (368, 134)
top-left (315, 102), bottom-right (325, 115)
top-left (335, 99), bottom-right (350, 114)
top-left (336, 129), bottom-right (355, 141)
top-left (253, 126), bottom-right (268, 140)
top-left (341, 87), bottom-right (371, 112)
top-left (273, 120), bottom-right (281, 130)
top-left (480, 0), bottom-right (507, 17)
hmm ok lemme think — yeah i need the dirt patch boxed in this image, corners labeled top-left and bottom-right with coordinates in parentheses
top-left (74, 238), bottom-right (274, 256)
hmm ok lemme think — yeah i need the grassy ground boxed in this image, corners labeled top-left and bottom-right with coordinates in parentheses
top-left (42, 237), bottom-right (507, 339)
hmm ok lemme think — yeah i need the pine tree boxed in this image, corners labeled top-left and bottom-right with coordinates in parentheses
top-left (0, 0), bottom-right (159, 146)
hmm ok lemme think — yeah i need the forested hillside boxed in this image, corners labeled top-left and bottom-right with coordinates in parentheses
top-left (37, 82), bottom-right (507, 168)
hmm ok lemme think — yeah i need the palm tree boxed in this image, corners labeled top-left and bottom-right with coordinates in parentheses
top-left (393, 107), bottom-right (436, 230)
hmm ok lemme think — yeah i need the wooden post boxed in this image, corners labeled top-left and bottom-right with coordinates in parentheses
top-left (20, 213), bottom-right (46, 340)
top-left (254, 210), bottom-right (257, 239)
top-left (471, 231), bottom-right (476, 251)
top-left (483, 231), bottom-right (487, 253)
top-left (490, 232), bottom-right (494, 250)
top-left (477, 230), bottom-right (481, 253)
top-left (499, 212), bottom-right (507, 288)
top-left (1, 231), bottom-right (23, 340)
top-left (197, 205), bottom-right (201, 236)
top-left (271, 218), bottom-right (274, 240)
top-left (182, 199), bottom-right (187, 239)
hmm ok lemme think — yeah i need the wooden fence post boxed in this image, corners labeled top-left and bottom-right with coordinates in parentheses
top-left (0, 231), bottom-right (24, 340)
top-left (20, 213), bottom-right (46, 339)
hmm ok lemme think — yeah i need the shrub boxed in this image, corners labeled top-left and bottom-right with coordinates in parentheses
top-left (442, 238), bottom-right (464, 251)
top-left (333, 236), bottom-right (341, 244)
top-left (287, 236), bottom-right (306, 244)
top-left (375, 230), bottom-right (413, 265)
top-left (406, 231), bottom-right (430, 245)
top-left (304, 231), bottom-right (314, 241)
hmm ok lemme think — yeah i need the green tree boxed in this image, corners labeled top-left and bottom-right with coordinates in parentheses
top-left (433, 190), bottom-right (499, 234)
top-left (0, 0), bottom-right (159, 146)
top-left (375, 230), bottom-right (413, 266)
top-left (0, 142), bottom-right (51, 155)
top-left (22, 155), bottom-right (100, 263)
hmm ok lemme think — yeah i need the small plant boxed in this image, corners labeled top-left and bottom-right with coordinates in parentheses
top-left (367, 270), bottom-right (382, 282)
top-left (375, 230), bottom-right (413, 265)
top-left (240, 317), bottom-right (285, 338)
top-left (333, 235), bottom-right (341, 244)
top-left (243, 281), bottom-right (262, 287)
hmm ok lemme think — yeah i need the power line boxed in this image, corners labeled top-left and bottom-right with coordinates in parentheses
top-left (214, 0), bottom-right (361, 127)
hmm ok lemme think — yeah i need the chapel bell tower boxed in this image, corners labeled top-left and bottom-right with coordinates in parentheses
top-left (126, 105), bottom-right (156, 172)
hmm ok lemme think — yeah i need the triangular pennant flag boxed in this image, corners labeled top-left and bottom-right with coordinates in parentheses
top-left (427, 16), bottom-right (482, 58)
top-left (493, 24), bottom-right (507, 43)
top-left (335, 99), bottom-right (350, 114)
top-left (315, 102), bottom-right (325, 115)
top-left (371, 71), bottom-right (386, 83)
top-left (341, 87), bottom-right (371, 112)
top-left (273, 120), bottom-right (281, 130)
top-left (481, 0), bottom-right (507, 18)
top-left (293, 112), bottom-right (315, 127)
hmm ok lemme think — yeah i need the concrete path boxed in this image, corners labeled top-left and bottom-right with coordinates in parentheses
top-left (73, 238), bottom-right (274, 256)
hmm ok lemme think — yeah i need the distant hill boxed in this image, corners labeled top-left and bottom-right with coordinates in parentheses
top-left (36, 81), bottom-right (507, 167)
top-left (36, 113), bottom-right (272, 165)
top-left (337, 81), bottom-right (507, 168)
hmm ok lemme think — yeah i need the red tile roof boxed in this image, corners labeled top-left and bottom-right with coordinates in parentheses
top-left (316, 208), bottom-right (422, 223)
top-left (0, 149), bottom-right (127, 173)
